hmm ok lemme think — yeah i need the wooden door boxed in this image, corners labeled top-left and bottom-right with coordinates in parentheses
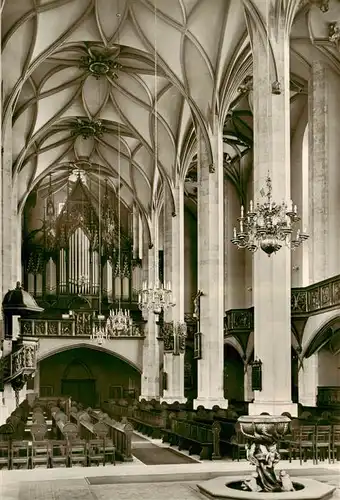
top-left (61, 379), bottom-right (96, 407)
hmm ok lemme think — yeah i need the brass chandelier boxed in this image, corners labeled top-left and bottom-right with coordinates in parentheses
top-left (106, 39), bottom-right (132, 335)
top-left (138, 280), bottom-right (175, 315)
top-left (231, 174), bottom-right (309, 256)
top-left (106, 308), bottom-right (133, 335)
top-left (137, 10), bottom-right (175, 317)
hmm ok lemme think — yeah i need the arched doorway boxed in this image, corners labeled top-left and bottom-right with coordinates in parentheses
top-left (39, 347), bottom-right (141, 407)
top-left (224, 344), bottom-right (244, 402)
top-left (302, 317), bottom-right (340, 407)
top-left (61, 359), bottom-right (95, 407)
top-left (291, 347), bottom-right (299, 404)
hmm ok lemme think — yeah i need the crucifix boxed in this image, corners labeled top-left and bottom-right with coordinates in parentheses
top-left (193, 290), bottom-right (204, 321)
top-left (193, 290), bottom-right (204, 360)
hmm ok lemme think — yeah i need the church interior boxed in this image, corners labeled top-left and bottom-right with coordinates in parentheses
top-left (1, 0), bottom-right (340, 499)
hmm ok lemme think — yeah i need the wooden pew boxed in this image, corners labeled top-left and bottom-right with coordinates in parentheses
top-left (162, 415), bottom-right (221, 460)
top-left (69, 410), bottom-right (116, 465)
top-left (89, 411), bottom-right (133, 462)
top-left (129, 409), bottom-right (166, 438)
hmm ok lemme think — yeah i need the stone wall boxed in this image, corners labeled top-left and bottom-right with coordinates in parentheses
top-left (39, 347), bottom-right (141, 407)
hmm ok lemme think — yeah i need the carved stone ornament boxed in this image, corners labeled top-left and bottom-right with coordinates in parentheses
top-left (175, 322), bottom-right (187, 353)
top-left (80, 47), bottom-right (122, 79)
top-left (329, 22), bottom-right (340, 48)
top-left (209, 163), bottom-right (215, 173)
top-left (237, 75), bottom-right (253, 94)
top-left (71, 118), bottom-right (107, 140)
top-left (162, 322), bottom-right (175, 352)
top-left (271, 80), bottom-right (282, 95)
top-left (161, 321), bottom-right (187, 353)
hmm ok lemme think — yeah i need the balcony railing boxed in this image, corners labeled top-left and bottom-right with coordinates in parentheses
top-left (224, 275), bottom-right (340, 334)
top-left (291, 274), bottom-right (340, 315)
top-left (20, 318), bottom-right (144, 338)
top-left (317, 386), bottom-right (340, 407)
top-left (224, 308), bottom-right (254, 335)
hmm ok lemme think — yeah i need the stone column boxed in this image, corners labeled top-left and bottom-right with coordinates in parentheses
top-left (11, 178), bottom-right (22, 284)
top-left (224, 179), bottom-right (247, 311)
top-left (246, 5), bottom-right (297, 416)
top-left (193, 124), bottom-right (228, 410)
top-left (1, 119), bottom-right (13, 299)
top-left (132, 203), bottom-right (140, 260)
top-left (34, 362), bottom-right (41, 397)
top-left (139, 212), bottom-right (161, 401)
top-left (131, 204), bottom-right (142, 299)
top-left (244, 363), bottom-right (254, 402)
top-left (161, 184), bottom-right (186, 404)
top-left (309, 61), bottom-right (340, 282)
top-left (298, 353), bottom-right (318, 407)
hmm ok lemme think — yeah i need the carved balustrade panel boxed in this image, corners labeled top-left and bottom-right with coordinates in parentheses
top-left (318, 386), bottom-right (340, 407)
top-left (61, 321), bottom-right (73, 336)
top-left (20, 317), bottom-right (144, 339)
top-left (291, 290), bottom-right (308, 314)
top-left (75, 312), bottom-right (92, 336)
top-left (35, 320), bottom-right (46, 336)
top-left (291, 275), bottom-right (340, 315)
top-left (224, 308), bottom-right (254, 335)
top-left (11, 343), bottom-right (38, 378)
top-left (47, 321), bottom-right (58, 336)
top-left (21, 320), bottom-right (33, 336)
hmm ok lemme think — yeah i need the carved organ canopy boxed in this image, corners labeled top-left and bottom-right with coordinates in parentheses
top-left (23, 168), bottom-right (134, 300)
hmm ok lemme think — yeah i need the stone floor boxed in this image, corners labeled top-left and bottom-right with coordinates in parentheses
top-left (1, 431), bottom-right (340, 499)
top-left (2, 461), bottom-right (340, 500)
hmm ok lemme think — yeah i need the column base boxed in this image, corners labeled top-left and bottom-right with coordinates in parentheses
top-left (299, 397), bottom-right (317, 407)
top-left (248, 401), bottom-right (298, 417)
top-left (193, 397), bottom-right (228, 410)
top-left (160, 395), bottom-right (187, 405)
top-left (139, 395), bottom-right (160, 402)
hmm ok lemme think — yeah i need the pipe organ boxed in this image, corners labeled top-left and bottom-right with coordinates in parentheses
top-left (23, 175), bottom-right (142, 303)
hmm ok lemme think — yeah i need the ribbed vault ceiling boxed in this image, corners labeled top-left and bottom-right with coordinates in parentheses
top-left (2, 0), bottom-right (340, 225)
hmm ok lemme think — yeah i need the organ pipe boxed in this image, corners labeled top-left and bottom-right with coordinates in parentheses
top-left (27, 178), bottom-right (137, 300)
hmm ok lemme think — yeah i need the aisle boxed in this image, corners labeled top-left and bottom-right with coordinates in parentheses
top-left (131, 433), bottom-right (199, 465)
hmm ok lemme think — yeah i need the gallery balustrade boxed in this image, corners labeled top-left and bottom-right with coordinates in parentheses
top-left (19, 318), bottom-right (144, 338)
top-left (225, 274), bottom-right (340, 336)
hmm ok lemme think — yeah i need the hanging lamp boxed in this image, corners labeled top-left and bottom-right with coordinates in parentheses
top-left (108, 6), bottom-right (133, 336)
top-left (138, 2), bottom-right (174, 316)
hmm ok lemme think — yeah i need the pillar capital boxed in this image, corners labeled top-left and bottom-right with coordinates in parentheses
top-left (242, 0), bottom-right (301, 40)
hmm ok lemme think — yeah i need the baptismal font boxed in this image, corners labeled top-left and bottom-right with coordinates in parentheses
top-left (237, 415), bottom-right (294, 493)
top-left (197, 413), bottom-right (336, 499)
